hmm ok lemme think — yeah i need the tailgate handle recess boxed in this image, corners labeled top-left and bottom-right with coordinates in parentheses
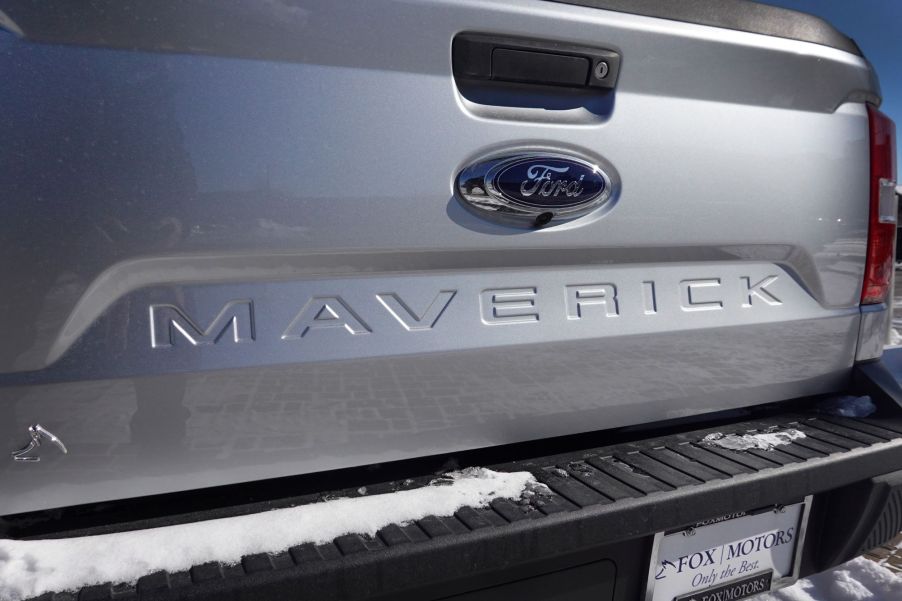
top-left (452, 33), bottom-right (620, 90)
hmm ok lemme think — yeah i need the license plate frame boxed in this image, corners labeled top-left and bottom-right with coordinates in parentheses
top-left (644, 496), bottom-right (812, 601)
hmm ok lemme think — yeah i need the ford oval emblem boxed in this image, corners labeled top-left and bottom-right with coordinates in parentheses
top-left (456, 151), bottom-right (615, 227)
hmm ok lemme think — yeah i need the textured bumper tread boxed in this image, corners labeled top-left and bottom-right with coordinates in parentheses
top-left (698, 444), bottom-right (780, 470)
top-left (586, 456), bottom-right (672, 494)
top-left (781, 441), bottom-right (826, 460)
top-left (271, 552), bottom-right (294, 570)
top-left (241, 554), bottom-right (274, 573)
top-left (747, 447), bottom-right (803, 465)
top-left (820, 417), bottom-right (898, 440)
top-left (167, 571), bottom-right (191, 589)
top-left (793, 423), bottom-right (865, 449)
top-left (563, 460), bottom-right (641, 500)
top-left (615, 451), bottom-right (702, 488)
top-left (788, 433), bottom-right (846, 455)
top-left (189, 563), bottom-right (223, 583)
top-left (417, 515), bottom-right (456, 538)
top-left (457, 505), bottom-right (507, 529)
top-left (536, 468), bottom-right (610, 508)
top-left (334, 534), bottom-right (371, 555)
top-left (289, 543), bottom-right (323, 563)
top-left (77, 586), bottom-right (110, 601)
top-left (804, 419), bottom-right (889, 445)
top-left (136, 572), bottom-right (169, 592)
top-left (376, 524), bottom-right (413, 546)
top-left (454, 506), bottom-right (494, 530)
top-left (668, 443), bottom-right (754, 476)
top-left (856, 417), bottom-right (902, 436)
top-left (490, 498), bottom-right (539, 522)
top-left (399, 522), bottom-right (431, 543)
top-left (316, 543), bottom-right (343, 561)
top-left (220, 563), bottom-right (245, 579)
top-left (644, 447), bottom-right (728, 482)
top-left (113, 582), bottom-right (138, 597)
top-left (534, 493), bottom-right (577, 515)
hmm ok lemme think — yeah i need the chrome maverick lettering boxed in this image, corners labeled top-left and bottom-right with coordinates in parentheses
top-left (150, 300), bottom-right (255, 348)
top-left (149, 276), bottom-right (782, 348)
top-left (456, 151), bottom-right (615, 227)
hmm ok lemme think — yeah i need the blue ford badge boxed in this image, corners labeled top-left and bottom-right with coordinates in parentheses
top-left (456, 151), bottom-right (614, 227)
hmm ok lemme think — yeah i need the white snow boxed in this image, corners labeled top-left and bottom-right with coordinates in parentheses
top-left (701, 428), bottom-right (806, 452)
top-left (752, 557), bottom-right (902, 601)
top-left (0, 467), bottom-right (537, 601)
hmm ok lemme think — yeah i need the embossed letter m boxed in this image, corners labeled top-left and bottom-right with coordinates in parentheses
top-left (150, 301), bottom-right (255, 349)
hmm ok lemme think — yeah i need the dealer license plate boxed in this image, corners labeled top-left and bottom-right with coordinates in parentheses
top-left (646, 499), bottom-right (810, 601)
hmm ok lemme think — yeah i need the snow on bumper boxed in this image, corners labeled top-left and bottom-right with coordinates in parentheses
top-left (0, 468), bottom-right (537, 601)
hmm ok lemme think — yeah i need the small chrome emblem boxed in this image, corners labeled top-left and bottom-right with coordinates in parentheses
top-left (457, 151), bottom-right (615, 227)
top-left (10, 424), bottom-right (68, 462)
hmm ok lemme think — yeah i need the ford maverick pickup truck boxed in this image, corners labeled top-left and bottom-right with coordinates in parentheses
top-left (0, 1), bottom-right (900, 600)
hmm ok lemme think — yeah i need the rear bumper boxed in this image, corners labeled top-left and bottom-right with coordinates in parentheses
top-left (211, 414), bottom-right (902, 601)
top-left (7, 352), bottom-right (902, 600)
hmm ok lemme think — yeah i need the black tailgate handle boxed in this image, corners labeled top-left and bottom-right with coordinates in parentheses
top-left (452, 33), bottom-right (620, 90)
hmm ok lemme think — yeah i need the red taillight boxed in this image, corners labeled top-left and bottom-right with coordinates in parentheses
top-left (861, 105), bottom-right (898, 305)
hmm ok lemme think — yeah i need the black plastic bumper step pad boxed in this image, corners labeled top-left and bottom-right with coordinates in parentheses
top-left (24, 413), bottom-right (902, 601)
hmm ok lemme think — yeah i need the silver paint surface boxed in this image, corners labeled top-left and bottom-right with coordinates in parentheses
top-left (857, 303), bottom-right (891, 361)
top-left (0, 0), bottom-right (879, 514)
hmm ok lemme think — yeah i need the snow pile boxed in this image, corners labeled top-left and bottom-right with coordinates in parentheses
top-left (701, 428), bottom-right (806, 452)
top-left (817, 396), bottom-right (877, 418)
top-left (753, 557), bottom-right (902, 601)
top-left (0, 467), bottom-right (537, 601)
